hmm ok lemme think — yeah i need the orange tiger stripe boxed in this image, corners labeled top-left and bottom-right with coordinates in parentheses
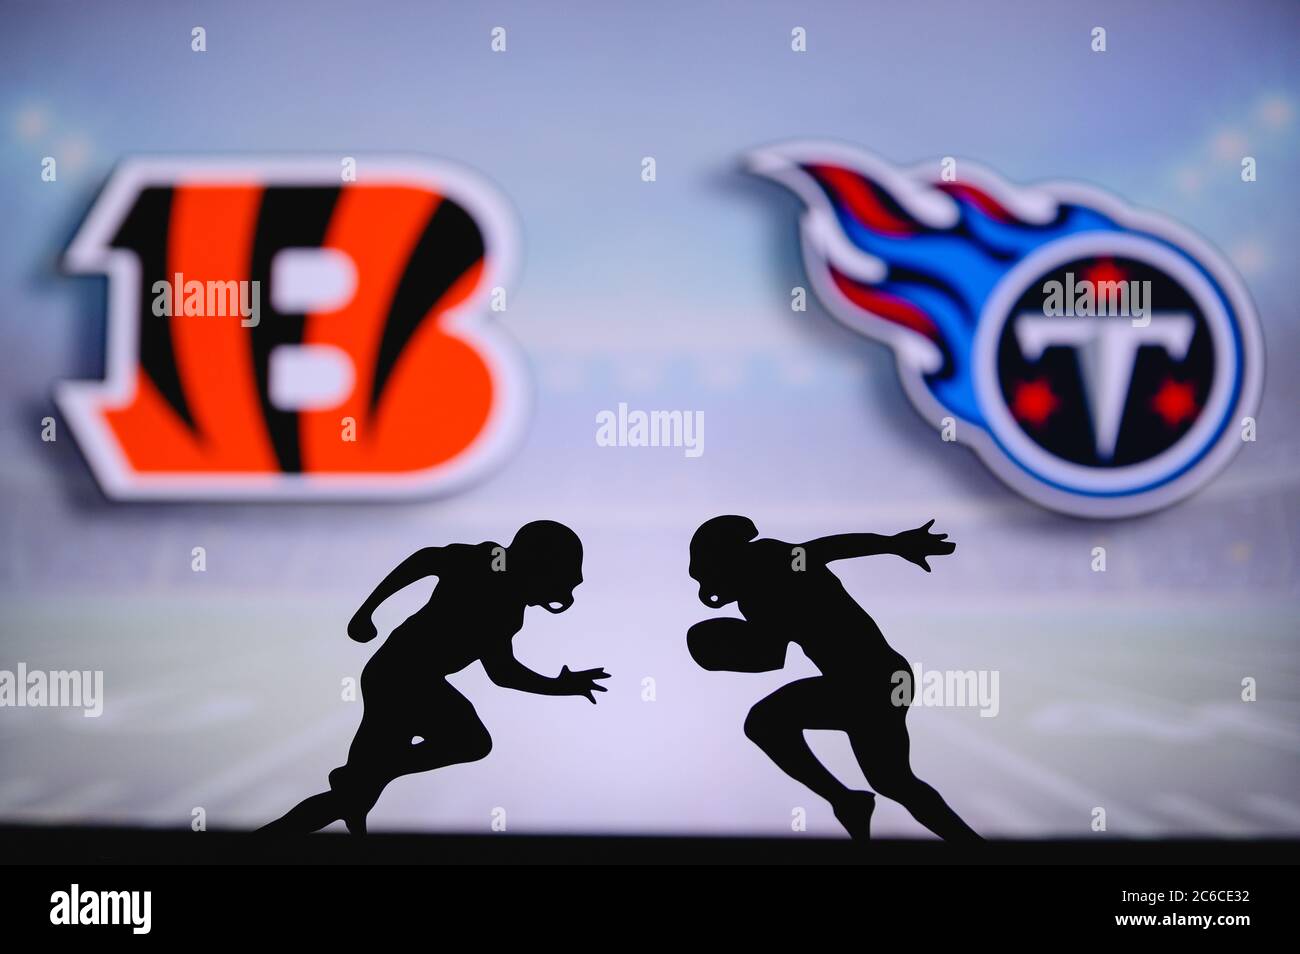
top-left (165, 184), bottom-right (276, 471)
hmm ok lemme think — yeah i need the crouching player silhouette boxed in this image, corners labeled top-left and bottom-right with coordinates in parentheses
top-left (687, 516), bottom-right (980, 842)
top-left (263, 521), bottom-right (609, 835)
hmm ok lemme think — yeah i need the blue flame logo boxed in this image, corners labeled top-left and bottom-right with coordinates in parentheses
top-left (750, 142), bottom-right (1263, 518)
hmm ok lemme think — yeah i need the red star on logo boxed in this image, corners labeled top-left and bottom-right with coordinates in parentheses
top-left (1084, 258), bottom-right (1127, 288)
top-left (1151, 377), bottom-right (1198, 427)
top-left (1011, 378), bottom-right (1059, 428)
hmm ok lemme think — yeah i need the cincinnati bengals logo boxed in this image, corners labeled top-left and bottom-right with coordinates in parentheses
top-left (57, 158), bottom-right (527, 499)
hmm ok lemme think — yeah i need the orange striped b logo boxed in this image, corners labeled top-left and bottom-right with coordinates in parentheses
top-left (57, 158), bottom-right (526, 499)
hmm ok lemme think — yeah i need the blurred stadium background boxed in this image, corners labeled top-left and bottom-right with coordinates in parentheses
top-left (0, 0), bottom-right (1297, 838)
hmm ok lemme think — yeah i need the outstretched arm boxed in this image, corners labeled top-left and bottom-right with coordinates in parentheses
top-left (347, 547), bottom-right (444, 642)
top-left (803, 519), bottom-right (955, 572)
top-left (481, 647), bottom-right (610, 704)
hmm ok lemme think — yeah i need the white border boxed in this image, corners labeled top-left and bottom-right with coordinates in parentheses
top-left (56, 156), bottom-right (530, 501)
top-left (747, 140), bottom-right (1264, 519)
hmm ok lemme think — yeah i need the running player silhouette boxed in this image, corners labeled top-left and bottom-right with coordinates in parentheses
top-left (687, 516), bottom-right (980, 842)
top-left (263, 521), bottom-right (609, 835)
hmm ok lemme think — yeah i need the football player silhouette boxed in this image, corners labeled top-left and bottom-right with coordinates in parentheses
top-left (687, 515), bottom-right (980, 842)
top-left (263, 520), bottom-right (609, 835)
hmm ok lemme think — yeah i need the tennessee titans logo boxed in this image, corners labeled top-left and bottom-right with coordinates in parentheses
top-left (751, 142), bottom-right (1263, 518)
